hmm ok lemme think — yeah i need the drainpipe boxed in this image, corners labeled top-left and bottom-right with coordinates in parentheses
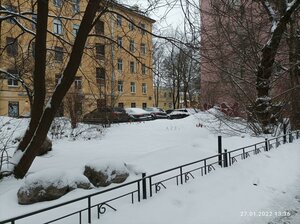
top-left (110, 9), bottom-right (115, 107)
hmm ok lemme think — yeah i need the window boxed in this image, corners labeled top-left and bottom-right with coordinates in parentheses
top-left (7, 69), bottom-right (18, 87)
top-left (130, 61), bottom-right (136, 73)
top-left (74, 76), bottom-right (82, 89)
top-left (74, 101), bottom-right (82, 115)
top-left (142, 103), bottom-right (147, 109)
top-left (53, 18), bottom-right (63, 35)
top-left (118, 80), bottom-right (123, 92)
top-left (8, 101), bottom-right (19, 117)
top-left (54, 46), bottom-right (64, 62)
top-left (6, 37), bottom-right (18, 57)
top-left (73, 24), bottom-right (80, 36)
top-left (95, 43), bottom-right (105, 58)
top-left (96, 67), bottom-right (105, 85)
top-left (118, 102), bottom-right (124, 108)
top-left (117, 37), bottom-right (123, 48)
top-left (129, 21), bottom-right (135, 31)
top-left (142, 64), bottom-right (146, 75)
top-left (32, 14), bottom-right (37, 30)
top-left (53, 0), bottom-right (62, 7)
top-left (95, 20), bottom-right (104, 35)
top-left (116, 15), bottom-right (122, 26)
top-left (7, 5), bottom-right (17, 24)
top-left (140, 23), bottom-right (146, 35)
top-left (73, 0), bottom-right (80, 14)
top-left (129, 40), bottom-right (135, 52)
top-left (131, 102), bottom-right (136, 108)
top-left (130, 82), bottom-right (136, 93)
top-left (142, 83), bottom-right (147, 94)
top-left (117, 58), bottom-right (123, 72)
top-left (141, 43), bottom-right (146, 54)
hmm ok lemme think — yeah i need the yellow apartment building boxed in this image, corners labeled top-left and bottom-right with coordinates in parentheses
top-left (0, 0), bottom-right (155, 117)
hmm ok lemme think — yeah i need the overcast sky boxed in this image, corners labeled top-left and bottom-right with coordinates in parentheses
top-left (122, 0), bottom-right (186, 32)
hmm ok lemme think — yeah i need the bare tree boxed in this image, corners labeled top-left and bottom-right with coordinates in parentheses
top-left (200, 0), bottom-right (300, 134)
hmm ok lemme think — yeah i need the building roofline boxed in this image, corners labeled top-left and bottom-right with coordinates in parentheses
top-left (110, 2), bottom-right (156, 24)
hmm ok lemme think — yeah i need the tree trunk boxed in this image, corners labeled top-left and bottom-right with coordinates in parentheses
top-left (254, 1), bottom-right (300, 133)
top-left (287, 14), bottom-right (300, 130)
top-left (14, 0), bottom-right (100, 179)
top-left (17, 0), bottom-right (48, 151)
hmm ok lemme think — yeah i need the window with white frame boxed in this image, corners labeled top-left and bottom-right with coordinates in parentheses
top-left (116, 15), bottom-right (122, 26)
top-left (118, 80), bottom-right (123, 93)
top-left (117, 58), bottom-right (123, 72)
top-left (130, 61), bottom-right (136, 73)
top-left (74, 76), bottom-right (82, 89)
top-left (53, 0), bottom-right (62, 7)
top-left (32, 14), bottom-right (37, 30)
top-left (7, 69), bottom-right (18, 87)
top-left (140, 23), bottom-right (146, 35)
top-left (142, 64), bottom-right (146, 75)
top-left (54, 46), bottom-right (64, 62)
top-left (53, 18), bottom-right (63, 35)
top-left (142, 83), bottom-right (147, 94)
top-left (141, 43), bottom-right (146, 54)
top-left (117, 36), bottom-right (123, 48)
top-left (129, 40), bottom-right (135, 52)
top-left (73, 0), bottom-right (80, 14)
top-left (129, 21), bottom-right (135, 31)
top-left (130, 82), bottom-right (136, 93)
top-left (73, 24), bottom-right (80, 36)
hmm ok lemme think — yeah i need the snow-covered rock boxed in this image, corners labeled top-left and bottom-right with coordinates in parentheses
top-left (17, 169), bottom-right (91, 205)
top-left (84, 160), bottom-right (129, 187)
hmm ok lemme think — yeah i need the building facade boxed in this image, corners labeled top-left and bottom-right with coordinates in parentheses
top-left (0, 0), bottom-right (155, 117)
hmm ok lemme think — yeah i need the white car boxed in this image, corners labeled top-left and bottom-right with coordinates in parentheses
top-left (125, 108), bottom-right (153, 121)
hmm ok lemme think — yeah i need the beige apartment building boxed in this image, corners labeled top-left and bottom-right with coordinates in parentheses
top-left (0, 0), bottom-right (155, 117)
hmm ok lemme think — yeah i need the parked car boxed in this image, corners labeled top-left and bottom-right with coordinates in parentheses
top-left (82, 107), bottom-right (130, 124)
top-left (125, 108), bottom-right (153, 121)
top-left (144, 107), bottom-right (169, 119)
top-left (169, 108), bottom-right (198, 119)
top-left (165, 109), bottom-right (174, 115)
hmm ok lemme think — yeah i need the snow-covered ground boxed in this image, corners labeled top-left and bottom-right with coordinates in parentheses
top-left (0, 111), bottom-right (299, 224)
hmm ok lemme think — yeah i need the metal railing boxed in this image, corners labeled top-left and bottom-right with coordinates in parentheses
top-left (1, 130), bottom-right (299, 224)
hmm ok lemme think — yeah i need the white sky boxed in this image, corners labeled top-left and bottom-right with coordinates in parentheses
top-left (122, 0), bottom-right (186, 32)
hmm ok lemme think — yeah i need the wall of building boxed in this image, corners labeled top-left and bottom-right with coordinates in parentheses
top-left (0, 0), bottom-right (155, 117)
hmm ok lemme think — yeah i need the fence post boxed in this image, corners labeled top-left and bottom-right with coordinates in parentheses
top-left (218, 136), bottom-right (222, 167)
top-left (283, 123), bottom-right (287, 144)
top-left (265, 138), bottom-right (269, 151)
top-left (142, 173), bottom-right (147, 200)
top-left (88, 197), bottom-right (91, 224)
top-left (223, 149), bottom-right (228, 168)
top-left (180, 167), bottom-right (183, 184)
top-left (289, 132), bottom-right (293, 143)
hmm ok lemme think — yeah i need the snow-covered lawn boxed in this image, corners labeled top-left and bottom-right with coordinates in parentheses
top-left (0, 111), bottom-right (299, 224)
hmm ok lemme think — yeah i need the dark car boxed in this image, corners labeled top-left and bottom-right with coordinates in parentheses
top-left (82, 107), bottom-right (130, 124)
top-left (144, 107), bottom-right (169, 119)
top-left (125, 108), bottom-right (153, 121)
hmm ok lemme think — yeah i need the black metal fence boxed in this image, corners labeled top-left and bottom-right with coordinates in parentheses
top-left (1, 130), bottom-right (299, 224)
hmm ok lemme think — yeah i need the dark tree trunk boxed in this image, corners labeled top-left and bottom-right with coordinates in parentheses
top-left (254, 1), bottom-right (300, 133)
top-left (287, 14), bottom-right (300, 130)
top-left (14, 0), bottom-right (100, 179)
top-left (17, 0), bottom-right (48, 151)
